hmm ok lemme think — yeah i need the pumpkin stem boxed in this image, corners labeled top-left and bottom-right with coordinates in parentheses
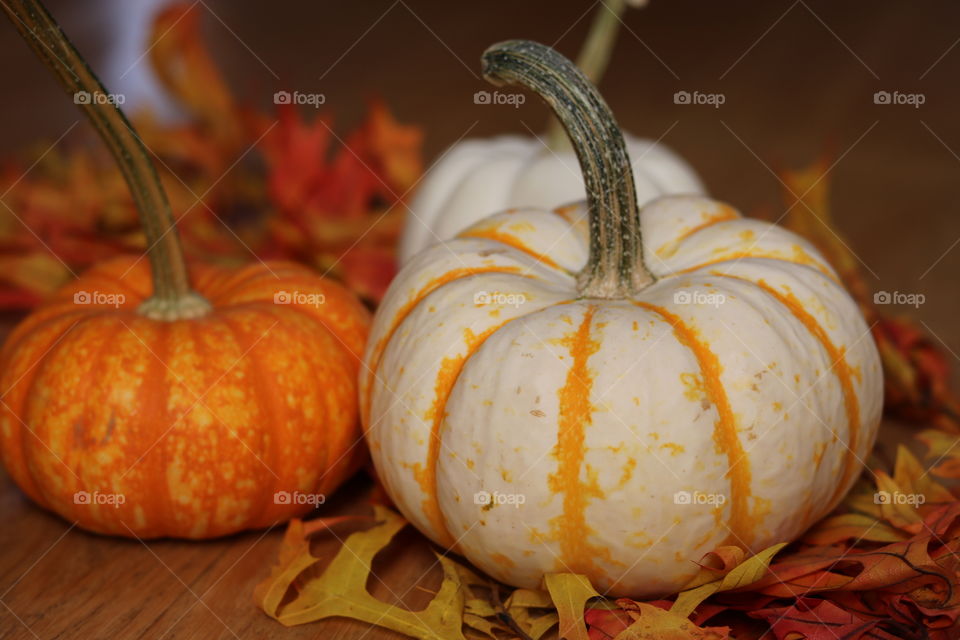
top-left (2, 0), bottom-right (210, 320)
top-left (545, 0), bottom-right (635, 150)
top-left (483, 40), bottom-right (656, 298)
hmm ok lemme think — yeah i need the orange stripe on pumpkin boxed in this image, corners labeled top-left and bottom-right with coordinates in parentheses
top-left (632, 301), bottom-right (755, 546)
top-left (457, 228), bottom-right (563, 270)
top-left (548, 305), bottom-right (606, 575)
top-left (418, 317), bottom-right (522, 549)
top-left (716, 275), bottom-right (861, 510)
top-left (675, 252), bottom-right (838, 284)
top-left (220, 311), bottom-right (284, 525)
top-left (362, 266), bottom-right (524, 429)
top-left (655, 207), bottom-right (740, 258)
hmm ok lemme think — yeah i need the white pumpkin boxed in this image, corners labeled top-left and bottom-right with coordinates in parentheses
top-left (362, 40), bottom-right (882, 597)
top-left (397, 134), bottom-right (705, 264)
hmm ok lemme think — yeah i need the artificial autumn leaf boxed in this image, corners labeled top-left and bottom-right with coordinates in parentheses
top-left (544, 573), bottom-right (604, 640)
top-left (802, 512), bottom-right (907, 545)
top-left (254, 514), bottom-right (370, 614)
top-left (678, 547), bottom-right (746, 591)
top-left (0, 2), bottom-right (421, 307)
top-left (883, 591), bottom-right (960, 632)
top-left (753, 502), bottom-right (960, 599)
top-left (891, 445), bottom-right (955, 507)
top-left (456, 558), bottom-right (539, 640)
top-left (875, 316), bottom-right (960, 433)
top-left (0, 251), bottom-right (69, 305)
top-left (839, 476), bottom-right (887, 521)
top-left (256, 505), bottom-right (467, 640)
top-left (584, 607), bottom-right (633, 639)
top-left (671, 543), bottom-right (786, 618)
top-left (505, 589), bottom-right (560, 640)
top-left (465, 597), bottom-right (498, 618)
top-left (918, 429), bottom-right (960, 478)
top-left (874, 472), bottom-right (924, 530)
top-left (254, 100), bottom-right (418, 301)
top-left (779, 157), bottom-right (871, 303)
top-left (610, 601), bottom-right (730, 640)
top-left (781, 157), bottom-right (960, 433)
top-left (506, 588), bottom-right (554, 609)
top-left (747, 597), bottom-right (889, 640)
top-left (462, 612), bottom-right (508, 639)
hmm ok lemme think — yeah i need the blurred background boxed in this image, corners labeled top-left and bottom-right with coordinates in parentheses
top-left (0, 0), bottom-right (957, 364)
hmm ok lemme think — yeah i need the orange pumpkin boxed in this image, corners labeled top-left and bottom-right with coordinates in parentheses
top-left (0, 0), bottom-right (370, 538)
top-left (0, 257), bottom-right (369, 538)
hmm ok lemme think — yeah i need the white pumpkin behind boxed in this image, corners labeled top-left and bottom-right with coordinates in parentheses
top-left (398, 134), bottom-right (705, 263)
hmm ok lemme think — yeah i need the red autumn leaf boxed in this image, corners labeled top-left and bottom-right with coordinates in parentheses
top-left (0, 2), bottom-right (421, 308)
top-left (585, 607), bottom-right (633, 639)
top-left (747, 598), bottom-right (892, 640)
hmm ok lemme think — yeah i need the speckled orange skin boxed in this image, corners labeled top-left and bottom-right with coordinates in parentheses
top-left (0, 256), bottom-right (370, 539)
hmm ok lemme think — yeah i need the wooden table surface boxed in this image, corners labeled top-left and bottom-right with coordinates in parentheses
top-left (2, 1), bottom-right (960, 638)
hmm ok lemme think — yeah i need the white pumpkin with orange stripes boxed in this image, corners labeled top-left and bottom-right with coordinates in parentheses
top-left (362, 41), bottom-right (882, 597)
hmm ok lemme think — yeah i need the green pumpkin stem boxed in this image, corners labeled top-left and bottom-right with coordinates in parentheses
top-left (2, 0), bottom-right (210, 320)
top-left (482, 39), bottom-right (656, 299)
top-left (545, 0), bottom-right (633, 150)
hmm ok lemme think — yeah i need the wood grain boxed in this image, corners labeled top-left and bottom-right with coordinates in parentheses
top-left (0, 472), bottom-right (446, 639)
